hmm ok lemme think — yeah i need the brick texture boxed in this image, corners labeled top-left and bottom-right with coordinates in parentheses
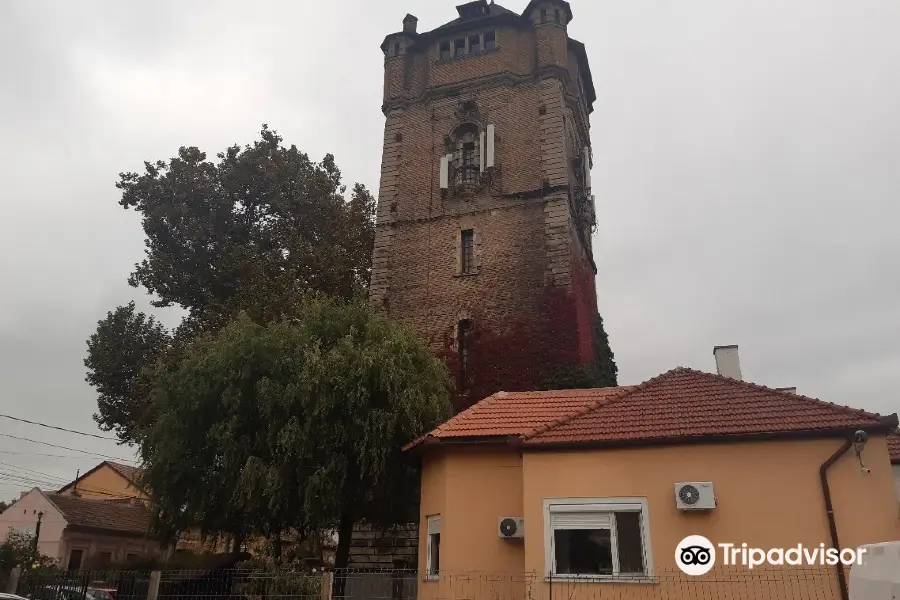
top-left (372, 1), bottom-right (598, 413)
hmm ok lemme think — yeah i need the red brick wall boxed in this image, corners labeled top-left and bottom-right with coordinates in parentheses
top-left (373, 4), bottom-right (597, 412)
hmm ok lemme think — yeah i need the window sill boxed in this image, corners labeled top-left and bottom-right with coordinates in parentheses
top-left (545, 575), bottom-right (658, 585)
top-left (454, 271), bottom-right (479, 278)
top-left (423, 575), bottom-right (440, 582)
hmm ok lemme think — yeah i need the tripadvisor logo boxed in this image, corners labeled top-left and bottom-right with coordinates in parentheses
top-left (676, 535), bottom-right (716, 576)
top-left (675, 535), bottom-right (867, 576)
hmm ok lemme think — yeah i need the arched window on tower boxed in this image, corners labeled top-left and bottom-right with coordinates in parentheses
top-left (450, 123), bottom-right (481, 187)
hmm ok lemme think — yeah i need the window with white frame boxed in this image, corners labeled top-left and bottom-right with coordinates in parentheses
top-left (426, 515), bottom-right (441, 578)
top-left (546, 498), bottom-right (651, 579)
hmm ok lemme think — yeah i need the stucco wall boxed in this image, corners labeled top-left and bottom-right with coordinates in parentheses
top-left (418, 436), bottom-right (900, 600)
top-left (418, 447), bottom-right (525, 598)
top-left (60, 531), bottom-right (162, 568)
top-left (59, 465), bottom-right (147, 500)
top-left (893, 464), bottom-right (900, 500)
top-left (0, 489), bottom-right (66, 560)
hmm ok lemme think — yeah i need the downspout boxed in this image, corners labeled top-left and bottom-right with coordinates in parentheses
top-left (819, 438), bottom-right (852, 600)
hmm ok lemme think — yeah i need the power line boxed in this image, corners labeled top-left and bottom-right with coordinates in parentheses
top-left (0, 450), bottom-right (101, 459)
top-left (0, 414), bottom-right (117, 440)
top-left (0, 433), bottom-right (136, 463)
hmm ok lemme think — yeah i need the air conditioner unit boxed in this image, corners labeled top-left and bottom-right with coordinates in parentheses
top-left (675, 482), bottom-right (716, 511)
top-left (498, 517), bottom-right (525, 539)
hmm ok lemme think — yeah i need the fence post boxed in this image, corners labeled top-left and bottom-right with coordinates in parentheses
top-left (4, 567), bottom-right (21, 594)
top-left (147, 570), bottom-right (161, 600)
top-left (320, 571), bottom-right (333, 600)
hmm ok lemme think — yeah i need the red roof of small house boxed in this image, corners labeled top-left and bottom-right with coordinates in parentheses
top-left (403, 387), bottom-right (631, 450)
top-left (888, 432), bottom-right (900, 464)
top-left (47, 494), bottom-right (152, 535)
top-left (405, 368), bottom-right (897, 450)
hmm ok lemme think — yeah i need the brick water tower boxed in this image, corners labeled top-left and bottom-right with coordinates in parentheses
top-left (370, 0), bottom-right (599, 412)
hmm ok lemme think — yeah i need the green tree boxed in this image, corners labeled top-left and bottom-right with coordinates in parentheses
top-left (138, 297), bottom-right (451, 575)
top-left (85, 302), bottom-right (172, 444)
top-left (0, 531), bottom-right (56, 573)
top-left (86, 126), bottom-right (376, 444)
top-left (540, 314), bottom-right (618, 390)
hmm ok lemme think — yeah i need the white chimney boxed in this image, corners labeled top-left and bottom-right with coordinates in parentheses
top-left (776, 387), bottom-right (797, 394)
top-left (713, 345), bottom-right (742, 380)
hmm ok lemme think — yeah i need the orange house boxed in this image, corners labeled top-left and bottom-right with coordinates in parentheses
top-left (57, 461), bottom-right (147, 501)
top-left (405, 366), bottom-right (900, 600)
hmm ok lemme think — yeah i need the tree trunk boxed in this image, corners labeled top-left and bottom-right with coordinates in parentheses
top-left (332, 510), bottom-right (355, 599)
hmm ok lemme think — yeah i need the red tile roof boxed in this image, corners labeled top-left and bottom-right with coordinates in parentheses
top-left (403, 387), bottom-right (631, 450)
top-left (888, 432), bottom-right (900, 464)
top-left (406, 368), bottom-right (897, 450)
top-left (106, 461), bottom-right (144, 486)
top-left (47, 494), bottom-right (152, 535)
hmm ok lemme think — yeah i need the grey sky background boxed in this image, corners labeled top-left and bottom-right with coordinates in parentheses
top-left (1, 0), bottom-right (898, 499)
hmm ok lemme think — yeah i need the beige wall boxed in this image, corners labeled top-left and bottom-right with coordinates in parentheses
top-left (59, 465), bottom-right (147, 500)
top-left (60, 531), bottom-right (162, 568)
top-left (418, 436), bottom-right (900, 600)
top-left (0, 489), bottom-right (66, 560)
top-left (893, 464), bottom-right (900, 501)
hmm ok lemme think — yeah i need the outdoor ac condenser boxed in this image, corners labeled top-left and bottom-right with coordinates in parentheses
top-left (674, 482), bottom-right (716, 511)
top-left (498, 517), bottom-right (525, 539)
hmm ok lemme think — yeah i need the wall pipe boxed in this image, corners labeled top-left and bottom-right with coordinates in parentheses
top-left (819, 438), bottom-right (852, 600)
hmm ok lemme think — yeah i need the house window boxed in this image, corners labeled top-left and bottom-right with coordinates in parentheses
top-left (98, 551), bottom-right (113, 563)
top-left (439, 41), bottom-right (452, 59)
top-left (460, 230), bottom-right (475, 274)
top-left (469, 34), bottom-right (481, 54)
top-left (555, 9), bottom-right (562, 23)
top-left (546, 498), bottom-right (652, 579)
top-left (426, 516), bottom-right (441, 579)
top-left (394, 42), bottom-right (401, 55)
top-left (67, 549), bottom-right (84, 571)
top-left (485, 31), bottom-right (496, 50)
top-left (541, 8), bottom-right (548, 23)
top-left (454, 38), bottom-right (466, 57)
top-left (126, 553), bottom-right (138, 562)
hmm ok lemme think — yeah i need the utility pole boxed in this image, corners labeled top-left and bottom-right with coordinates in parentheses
top-left (32, 511), bottom-right (43, 554)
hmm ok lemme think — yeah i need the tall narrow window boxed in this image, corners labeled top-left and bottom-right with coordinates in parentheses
top-left (462, 142), bottom-right (477, 182)
top-left (554, 9), bottom-right (561, 23)
top-left (469, 34), bottom-right (481, 53)
top-left (458, 319), bottom-right (472, 387)
top-left (540, 8), bottom-right (548, 23)
top-left (454, 38), bottom-right (466, 57)
top-left (484, 31), bottom-right (496, 50)
top-left (426, 516), bottom-right (441, 578)
top-left (439, 41), bottom-right (451, 59)
top-left (460, 229), bottom-right (475, 274)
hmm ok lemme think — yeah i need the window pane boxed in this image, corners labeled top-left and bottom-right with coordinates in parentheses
top-left (554, 529), bottom-right (612, 575)
top-left (454, 39), bottom-right (466, 56)
top-left (461, 232), bottom-right (475, 273)
top-left (484, 31), bottom-right (496, 50)
top-left (440, 42), bottom-right (451, 59)
top-left (469, 34), bottom-right (481, 53)
top-left (616, 512), bottom-right (645, 574)
top-left (429, 532), bottom-right (440, 574)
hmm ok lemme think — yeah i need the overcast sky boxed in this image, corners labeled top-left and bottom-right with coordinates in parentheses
top-left (1, 0), bottom-right (898, 499)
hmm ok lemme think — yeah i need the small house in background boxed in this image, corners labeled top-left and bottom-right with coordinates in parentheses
top-left (0, 488), bottom-right (163, 568)
top-left (57, 461), bottom-right (148, 501)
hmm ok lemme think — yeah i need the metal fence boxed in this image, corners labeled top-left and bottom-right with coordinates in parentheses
top-left (15, 567), bottom-right (844, 600)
